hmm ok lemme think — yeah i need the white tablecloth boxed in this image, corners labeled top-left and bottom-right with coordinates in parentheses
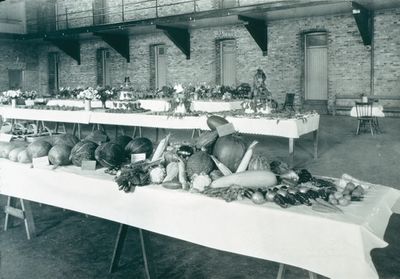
top-left (0, 159), bottom-right (398, 279)
top-left (350, 105), bottom-right (385, 117)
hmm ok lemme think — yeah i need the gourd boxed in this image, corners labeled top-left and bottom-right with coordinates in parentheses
top-left (210, 170), bottom-right (277, 188)
top-left (95, 142), bottom-right (125, 168)
top-left (195, 130), bottom-right (218, 149)
top-left (0, 142), bottom-right (25, 158)
top-left (247, 155), bottom-right (270, 171)
top-left (212, 134), bottom-right (246, 172)
top-left (207, 115), bottom-right (229, 130)
top-left (48, 145), bottom-right (72, 166)
top-left (27, 140), bottom-right (52, 158)
top-left (70, 140), bottom-right (98, 167)
top-left (9, 147), bottom-right (26, 162)
top-left (125, 137), bottom-right (153, 159)
top-left (52, 134), bottom-right (79, 148)
top-left (18, 149), bottom-right (32, 164)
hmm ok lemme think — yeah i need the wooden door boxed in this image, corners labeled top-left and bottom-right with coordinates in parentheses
top-left (48, 52), bottom-right (59, 95)
top-left (155, 45), bottom-right (167, 89)
top-left (220, 40), bottom-right (236, 86)
top-left (8, 69), bottom-right (23, 90)
top-left (96, 49), bottom-right (111, 86)
top-left (305, 33), bottom-right (328, 100)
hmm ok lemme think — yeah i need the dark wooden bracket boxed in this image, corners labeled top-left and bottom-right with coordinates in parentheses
top-left (94, 32), bottom-right (130, 62)
top-left (156, 25), bottom-right (190, 59)
top-left (352, 2), bottom-right (373, 46)
top-left (45, 38), bottom-right (81, 65)
top-left (238, 15), bottom-right (268, 56)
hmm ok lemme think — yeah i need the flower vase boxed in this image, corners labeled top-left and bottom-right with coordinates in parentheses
top-left (84, 99), bottom-right (92, 111)
top-left (362, 96), bottom-right (368, 103)
top-left (101, 100), bottom-right (107, 109)
top-left (174, 103), bottom-right (187, 114)
top-left (11, 99), bottom-right (16, 108)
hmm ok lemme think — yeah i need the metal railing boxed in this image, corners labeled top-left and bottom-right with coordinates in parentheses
top-left (25, 0), bottom-right (249, 33)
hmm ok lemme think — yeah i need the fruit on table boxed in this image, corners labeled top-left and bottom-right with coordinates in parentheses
top-left (17, 149), bottom-right (32, 164)
top-left (51, 134), bottom-right (79, 148)
top-left (95, 142), bottom-right (125, 168)
top-left (210, 170), bottom-right (277, 188)
top-left (125, 137), bottom-right (153, 159)
top-left (206, 115), bottom-right (229, 130)
top-left (27, 140), bottom-right (52, 158)
top-left (251, 191), bottom-right (266, 204)
top-left (149, 166), bottom-right (166, 184)
top-left (85, 130), bottom-right (109, 145)
top-left (48, 145), bottom-right (72, 166)
top-left (186, 151), bottom-right (215, 178)
top-left (8, 146), bottom-right (26, 162)
top-left (70, 140), bottom-right (98, 167)
top-left (212, 134), bottom-right (246, 172)
top-left (195, 130), bottom-right (218, 149)
top-left (247, 155), bottom-right (270, 171)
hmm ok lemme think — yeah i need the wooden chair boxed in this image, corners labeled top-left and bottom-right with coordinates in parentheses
top-left (283, 93), bottom-right (295, 112)
top-left (355, 101), bottom-right (374, 135)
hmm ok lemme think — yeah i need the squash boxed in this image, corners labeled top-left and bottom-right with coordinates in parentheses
top-left (212, 134), bottom-right (246, 172)
top-left (27, 140), bottom-right (52, 158)
top-left (207, 115), bottom-right (229, 130)
top-left (48, 145), bottom-right (72, 166)
top-left (248, 155), bottom-right (270, 171)
top-left (52, 134), bottom-right (79, 148)
top-left (9, 147), bottom-right (26, 162)
top-left (70, 140), bottom-right (98, 167)
top-left (18, 149), bottom-right (32, 164)
top-left (111, 135), bottom-right (133, 149)
top-left (195, 130), bottom-right (218, 149)
top-left (95, 142), bottom-right (125, 168)
top-left (211, 170), bottom-right (277, 188)
top-left (85, 130), bottom-right (109, 144)
top-left (125, 137), bottom-right (153, 159)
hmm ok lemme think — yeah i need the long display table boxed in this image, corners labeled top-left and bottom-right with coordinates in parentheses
top-left (0, 159), bottom-right (399, 279)
top-left (0, 108), bottom-right (319, 166)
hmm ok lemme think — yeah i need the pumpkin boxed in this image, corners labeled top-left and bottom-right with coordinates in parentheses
top-left (95, 142), bottom-right (125, 168)
top-left (207, 115), bottom-right (229, 130)
top-left (212, 135), bottom-right (246, 172)
top-left (0, 142), bottom-right (25, 158)
top-left (111, 135), bottom-right (133, 149)
top-left (18, 149), bottom-right (32, 164)
top-left (248, 155), bottom-right (270, 171)
top-left (52, 134), bottom-right (79, 148)
top-left (70, 140), bottom-right (98, 167)
top-left (48, 145), bottom-right (72, 166)
top-left (85, 130), bottom-right (109, 144)
top-left (125, 137), bottom-right (153, 159)
top-left (27, 140), bottom-right (52, 158)
top-left (186, 151), bottom-right (214, 178)
top-left (9, 147), bottom-right (26, 162)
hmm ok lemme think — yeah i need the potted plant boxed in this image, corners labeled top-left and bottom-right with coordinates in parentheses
top-left (77, 87), bottom-right (98, 111)
top-left (3, 89), bottom-right (22, 108)
top-left (95, 86), bottom-right (117, 109)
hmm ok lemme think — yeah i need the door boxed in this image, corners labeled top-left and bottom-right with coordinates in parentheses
top-left (48, 52), bottom-right (59, 95)
top-left (220, 40), bottom-right (236, 86)
top-left (8, 69), bottom-right (23, 90)
top-left (96, 49), bottom-right (111, 87)
top-left (305, 33), bottom-right (328, 100)
top-left (93, 0), bottom-right (107, 25)
top-left (155, 45), bottom-right (167, 89)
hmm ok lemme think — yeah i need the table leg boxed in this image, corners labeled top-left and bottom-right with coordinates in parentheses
top-left (313, 130), bottom-right (319, 160)
top-left (109, 224), bottom-right (129, 274)
top-left (4, 196), bottom-right (17, 230)
top-left (20, 199), bottom-right (36, 240)
top-left (308, 271), bottom-right (318, 279)
top-left (139, 229), bottom-right (157, 279)
top-left (288, 138), bottom-right (294, 168)
top-left (276, 263), bottom-right (286, 279)
top-left (4, 197), bottom-right (36, 240)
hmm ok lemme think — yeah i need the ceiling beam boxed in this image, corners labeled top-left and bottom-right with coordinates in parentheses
top-left (94, 32), bottom-right (130, 62)
top-left (238, 15), bottom-right (268, 56)
top-left (45, 38), bottom-right (81, 65)
top-left (352, 1), bottom-right (373, 46)
top-left (156, 25), bottom-right (190, 59)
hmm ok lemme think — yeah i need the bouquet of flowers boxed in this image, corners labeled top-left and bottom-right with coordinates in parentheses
top-left (194, 83), bottom-right (212, 99)
top-left (22, 90), bottom-right (37, 100)
top-left (77, 87), bottom-right (98, 100)
top-left (3, 89), bottom-right (22, 99)
top-left (58, 87), bottom-right (72, 99)
top-left (169, 84), bottom-right (192, 114)
top-left (71, 86), bottom-right (85, 98)
top-left (95, 86), bottom-right (118, 108)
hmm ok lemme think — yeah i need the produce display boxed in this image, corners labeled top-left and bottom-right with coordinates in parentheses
top-left (0, 115), bottom-right (365, 215)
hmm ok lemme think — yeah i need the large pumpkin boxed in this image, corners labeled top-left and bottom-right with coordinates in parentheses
top-left (186, 151), bottom-right (215, 178)
top-left (70, 140), bottom-right (98, 166)
top-left (95, 142), bottom-right (125, 168)
top-left (212, 134), bottom-right (246, 172)
top-left (125, 137), bottom-right (153, 159)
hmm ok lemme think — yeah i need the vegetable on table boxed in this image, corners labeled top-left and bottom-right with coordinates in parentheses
top-left (151, 134), bottom-right (170, 162)
top-left (236, 140), bottom-right (258, 173)
top-left (210, 170), bottom-right (277, 188)
top-left (210, 155), bottom-right (232, 176)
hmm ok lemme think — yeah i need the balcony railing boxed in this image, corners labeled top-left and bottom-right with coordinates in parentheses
top-left (26, 0), bottom-right (279, 33)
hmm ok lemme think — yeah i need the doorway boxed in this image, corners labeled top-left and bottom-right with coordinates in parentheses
top-left (220, 40), bottom-right (236, 86)
top-left (305, 32), bottom-right (328, 101)
top-left (8, 69), bottom-right (24, 90)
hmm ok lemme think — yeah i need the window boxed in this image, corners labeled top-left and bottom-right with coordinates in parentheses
top-left (96, 48), bottom-right (111, 87)
top-left (150, 44), bottom-right (167, 89)
top-left (218, 39), bottom-right (236, 86)
top-left (48, 52), bottom-right (59, 95)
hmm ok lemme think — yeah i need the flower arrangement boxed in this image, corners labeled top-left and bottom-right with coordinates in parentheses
top-left (3, 89), bottom-right (22, 99)
top-left (71, 86), bottom-right (85, 98)
top-left (169, 84), bottom-right (192, 114)
top-left (194, 84), bottom-right (212, 99)
top-left (77, 87), bottom-right (98, 100)
top-left (57, 87), bottom-right (72, 99)
top-left (22, 90), bottom-right (37, 100)
top-left (95, 86), bottom-right (118, 108)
